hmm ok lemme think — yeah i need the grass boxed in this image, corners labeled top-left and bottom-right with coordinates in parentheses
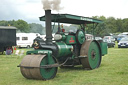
top-left (0, 45), bottom-right (128, 85)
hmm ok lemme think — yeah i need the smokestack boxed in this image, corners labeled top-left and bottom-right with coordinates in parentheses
top-left (45, 10), bottom-right (52, 44)
top-left (42, 0), bottom-right (63, 44)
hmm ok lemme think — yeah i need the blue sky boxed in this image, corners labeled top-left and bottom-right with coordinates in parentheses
top-left (0, 0), bottom-right (128, 24)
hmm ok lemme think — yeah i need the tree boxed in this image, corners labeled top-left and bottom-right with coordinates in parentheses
top-left (14, 19), bottom-right (30, 32)
top-left (122, 18), bottom-right (128, 32)
top-left (116, 18), bottom-right (122, 32)
top-left (0, 20), bottom-right (8, 26)
top-left (29, 23), bottom-right (45, 35)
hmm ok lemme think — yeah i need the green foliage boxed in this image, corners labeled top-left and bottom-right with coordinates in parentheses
top-left (0, 20), bottom-right (9, 26)
top-left (122, 18), bottom-right (128, 32)
top-left (14, 20), bottom-right (30, 33)
top-left (0, 20), bottom-right (30, 33)
top-left (0, 20), bottom-right (45, 34)
top-left (88, 16), bottom-right (128, 37)
top-left (116, 18), bottom-right (122, 32)
top-left (29, 23), bottom-right (45, 35)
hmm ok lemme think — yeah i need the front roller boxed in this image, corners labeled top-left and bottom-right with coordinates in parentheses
top-left (19, 55), bottom-right (57, 80)
top-left (80, 40), bottom-right (102, 69)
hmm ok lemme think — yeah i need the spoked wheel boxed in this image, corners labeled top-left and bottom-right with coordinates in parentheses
top-left (20, 55), bottom-right (58, 80)
top-left (80, 40), bottom-right (102, 69)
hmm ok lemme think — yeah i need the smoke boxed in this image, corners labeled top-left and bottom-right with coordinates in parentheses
top-left (42, 0), bottom-right (63, 11)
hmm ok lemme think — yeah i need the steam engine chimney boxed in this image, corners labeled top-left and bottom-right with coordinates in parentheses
top-left (45, 10), bottom-right (53, 44)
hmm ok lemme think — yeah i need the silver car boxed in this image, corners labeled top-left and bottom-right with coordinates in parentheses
top-left (103, 36), bottom-right (115, 47)
top-left (95, 37), bottom-right (102, 41)
top-left (118, 37), bottom-right (128, 48)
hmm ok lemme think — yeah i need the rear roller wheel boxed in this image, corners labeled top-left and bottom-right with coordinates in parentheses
top-left (80, 40), bottom-right (101, 69)
top-left (20, 55), bottom-right (57, 80)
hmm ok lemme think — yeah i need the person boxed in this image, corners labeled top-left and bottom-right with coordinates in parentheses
top-left (6, 47), bottom-right (13, 55)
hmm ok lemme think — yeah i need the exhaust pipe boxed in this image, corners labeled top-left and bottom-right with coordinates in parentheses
top-left (45, 10), bottom-right (53, 44)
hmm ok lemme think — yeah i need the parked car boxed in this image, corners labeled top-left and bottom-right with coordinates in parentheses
top-left (103, 36), bottom-right (115, 47)
top-left (117, 34), bottom-right (127, 43)
top-left (118, 37), bottom-right (128, 48)
top-left (95, 37), bottom-right (102, 41)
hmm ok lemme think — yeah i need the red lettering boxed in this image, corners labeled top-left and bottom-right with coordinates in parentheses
top-left (69, 40), bottom-right (74, 43)
top-left (69, 37), bottom-right (74, 43)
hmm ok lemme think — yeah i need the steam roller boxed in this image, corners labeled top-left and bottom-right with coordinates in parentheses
top-left (18, 10), bottom-right (107, 80)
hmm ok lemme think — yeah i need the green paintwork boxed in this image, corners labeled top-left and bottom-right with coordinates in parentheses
top-left (66, 35), bottom-right (76, 44)
top-left (61, 33), bottom-right (66, 41)
top-left (77, 30), bottom-right (85, 44)
top-left (26, 50), bottom-right (52, 55)
top-left (100, 42), bottom-right (107, 55)
top-left (40, 55), bottom-right (57, 79)
top-left (88, 41), bottom-right (101, 69)
top-left (47, 52), bottom-right (53, 64)
top-left (71, 55), bottom-right (75, 59)
top-left (55, 42), bottom-right (73, 57)
top-left (40, 14), bottom-right (102, 24)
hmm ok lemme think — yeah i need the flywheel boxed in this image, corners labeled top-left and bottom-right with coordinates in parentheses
top-left (80, 40), bottom-right (102, 69)
top-left (76, 29), bottom-right (85, 44)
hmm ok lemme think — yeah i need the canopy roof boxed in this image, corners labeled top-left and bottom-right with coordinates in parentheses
top-left (39, 14), bottom-right (102, 24)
